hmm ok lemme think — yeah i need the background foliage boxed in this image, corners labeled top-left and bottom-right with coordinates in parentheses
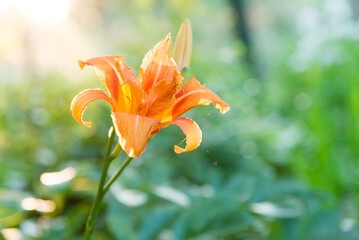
top-left (1, 0), bottom-right (359, 239)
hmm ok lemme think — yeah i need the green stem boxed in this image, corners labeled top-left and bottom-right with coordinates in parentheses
top-left (84, 127), bottom-right (115, 240)
top-left (103, 156), bottom-right (133, 193)
top-left (108, 142), bottom-right (122, 161)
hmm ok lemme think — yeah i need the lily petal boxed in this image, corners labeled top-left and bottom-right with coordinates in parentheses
top-left (170, 117), bottom-right (202, 154)
top-left (79, 56), bottom-right (124, 103)
top-left (115, 58), bottom-right (144, 113)
top-left (139, 34), bottom-right (177, 91)
top-left (71, 88), bottom-right (114, 127)
top-left (114, 57), bottom-right (138, 83)
top-left (172, 77), bottom-right (230, 119)
top-left (79, 56), bottom-right (140, 112)
top-left (111, 112), bottom-right (160, 158)
top-left (145, 71), bottom-right (183, 120)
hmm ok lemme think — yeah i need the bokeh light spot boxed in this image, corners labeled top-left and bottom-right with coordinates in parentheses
top-left (1, 228), bottom-right (22, 240)
top-left (40, 167), bottom-right (76, 186)
top-left (21, 197), bottom-right (56, 212)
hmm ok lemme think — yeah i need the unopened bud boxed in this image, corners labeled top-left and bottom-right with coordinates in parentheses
top-left (172, 19), bottom-right (192, 72)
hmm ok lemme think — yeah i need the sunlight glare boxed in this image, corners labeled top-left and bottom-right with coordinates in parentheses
top-left (0, 0), bottom-right (10, 14)
top-left (13, 0), bottom-right (71, 25)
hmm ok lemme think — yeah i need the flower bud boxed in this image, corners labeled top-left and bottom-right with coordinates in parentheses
top-left (172, 19), bottom-right (192, 72)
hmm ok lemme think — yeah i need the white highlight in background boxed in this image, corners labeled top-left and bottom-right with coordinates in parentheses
top-left (12, 0), bottom-right (72, 25)
top-left (1, 228), bottom-right (22, 240)
top-left (21, 197), bottom-right (56, 212)
top-left (40, 167), bottom-right (76, 186)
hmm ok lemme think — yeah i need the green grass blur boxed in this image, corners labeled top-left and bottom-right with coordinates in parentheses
top-left (1, 0), bottom-right (359, 239)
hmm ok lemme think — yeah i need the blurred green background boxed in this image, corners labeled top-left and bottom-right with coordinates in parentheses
top-left (1, 0), bottom-right (359, 239)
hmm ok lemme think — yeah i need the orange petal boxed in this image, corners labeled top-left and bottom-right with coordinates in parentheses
top-left (79, 56), bottom-right (140, 112)
top-left (71, 88), bottom-right (114, 127)
top-left (172, 19), bottom-right (192, 72)
top-left (111, 112), bottom-right (160, 158)
top-left (139, 34), bottom-right (178, 91)
top-left (116, 59), bottom-right (144, 114)
top-left (114, 57), bottom-right (138, 84)
top-left (79, 56), bottom-right (123, 102)
top-left (144, 71), bottom-right (183, 120)
top-left (172, 77), bottom-right (230, 119)
top-left (170, 117), bottom-right (202, 154)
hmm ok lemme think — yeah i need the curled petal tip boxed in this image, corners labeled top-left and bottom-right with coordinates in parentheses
top-left (215, 103), bottom-right (230, 114)
top-left (172, 77), bottom-right (230, 119)
top-left (172, 117), bottom-right (202, 154)
top-left (224, 106), bottom-right (231, 113)
top-left (71, 88), bottom-right (113, 128)
top-left (83, 122), bottom-right (92, 128)
top-left (78, 60), bottom-right (86, 69)
top-left (174, 145), bottom-right (185, 154)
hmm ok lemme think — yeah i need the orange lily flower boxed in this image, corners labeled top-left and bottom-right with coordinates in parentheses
top-left (71, 34), bottom-right (230, 158)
